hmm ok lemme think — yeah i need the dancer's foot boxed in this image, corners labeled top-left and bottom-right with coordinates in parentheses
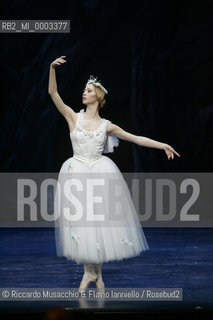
top-left (78, 263), bottom-right (98, 293)
top-left (94, 263), bottom-right (105, 293)
top-left (78, 274), bottom-right (98, 293)
top-left (96, 279), bottom-right (105, 293)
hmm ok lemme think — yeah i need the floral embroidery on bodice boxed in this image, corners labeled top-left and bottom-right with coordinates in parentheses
top-left (69, 109), bottom-right (119, 167)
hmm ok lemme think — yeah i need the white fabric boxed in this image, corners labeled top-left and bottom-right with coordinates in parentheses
top-left (103, 130), bottom-right (119, 153)
top-left (54, 108), bottom-right (149, 264)
top-left (78, 109), bottom-right (119, 153)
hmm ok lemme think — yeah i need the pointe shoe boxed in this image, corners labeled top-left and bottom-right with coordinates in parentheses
top-left (78, 274), bottom-right (98, 293)
top-left (96, 280), bottom-right (105, 293)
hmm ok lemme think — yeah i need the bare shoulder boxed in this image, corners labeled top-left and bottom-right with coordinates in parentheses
top-left (105, 121), bottom-right (138, 144)
top-left (106, 122), bottom-right (116, 135)
top-left (66, 109), bottom-right (78, 133)
top-left (66, 108), bottom-right (78, 122)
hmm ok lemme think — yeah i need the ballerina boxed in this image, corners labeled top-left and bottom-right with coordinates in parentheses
top-left (48, 56), bottom-right (181, 293)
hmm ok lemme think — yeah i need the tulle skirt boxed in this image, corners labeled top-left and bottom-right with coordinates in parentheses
top-left (54, 155), bottom-right (149, 264)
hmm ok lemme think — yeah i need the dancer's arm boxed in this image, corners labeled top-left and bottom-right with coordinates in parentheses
top-left (107, 123), bottom-right (180, 160)
top-left (48, 56), bottom-right (77, 126)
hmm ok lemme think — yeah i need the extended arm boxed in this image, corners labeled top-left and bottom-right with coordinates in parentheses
top-left (48, 56), bottom-right (77, 125)
top-left (107, 123), bottom-right (181, 160)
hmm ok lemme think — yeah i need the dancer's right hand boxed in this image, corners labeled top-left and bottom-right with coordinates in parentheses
top-left (50, 56), bottom-right (66, 69)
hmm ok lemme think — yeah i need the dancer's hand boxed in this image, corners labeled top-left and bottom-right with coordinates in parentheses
top-left (50, 56), bottom-right (66, 69)
top-left (164, 144), bottom-right (181, 160)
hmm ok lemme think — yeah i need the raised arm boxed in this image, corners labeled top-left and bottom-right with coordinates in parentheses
top-left (107, 123), bottom-right (181, 160)
top-left (48, 56), bottom-right (77, 130)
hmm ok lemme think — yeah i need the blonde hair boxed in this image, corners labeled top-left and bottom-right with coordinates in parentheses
top-left (93, 85), bottom-right (106, 110)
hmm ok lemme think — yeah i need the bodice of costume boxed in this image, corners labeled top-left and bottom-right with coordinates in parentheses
top-left (70, 109), bottom-right (119, 167)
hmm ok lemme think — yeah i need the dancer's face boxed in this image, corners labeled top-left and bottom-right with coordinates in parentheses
top-left (82, 84), bottom-right (97, 105)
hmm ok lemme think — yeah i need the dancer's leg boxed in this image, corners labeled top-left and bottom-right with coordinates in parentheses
top-left (81, 263), bottom-right (97, 282)
top-left (93, 263), bottom-right (103, 283)
top-left (94, 263), bottom-right (105, 290)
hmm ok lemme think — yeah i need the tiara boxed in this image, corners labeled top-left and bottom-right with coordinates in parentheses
top-left (86, 75), bottom-right (108, 95)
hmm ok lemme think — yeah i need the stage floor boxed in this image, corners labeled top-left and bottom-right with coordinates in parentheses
top-left (0, 227), bottom-right (212, 313)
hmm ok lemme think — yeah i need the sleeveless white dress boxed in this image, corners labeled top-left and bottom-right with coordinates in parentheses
top-left (54, 108), bottom-right (149, 264)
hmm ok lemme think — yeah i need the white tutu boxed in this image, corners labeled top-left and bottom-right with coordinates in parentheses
top-left (54, 108), bottom-right (149, 264)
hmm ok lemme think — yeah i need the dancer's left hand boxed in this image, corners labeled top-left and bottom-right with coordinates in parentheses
top-left (164, 144), bottom-right (181, 160)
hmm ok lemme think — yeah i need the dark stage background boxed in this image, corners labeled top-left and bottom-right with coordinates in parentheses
top-left (0, 0), bottom-right (213, 319)
top-left (1, 0), bottom-right (213, 173)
